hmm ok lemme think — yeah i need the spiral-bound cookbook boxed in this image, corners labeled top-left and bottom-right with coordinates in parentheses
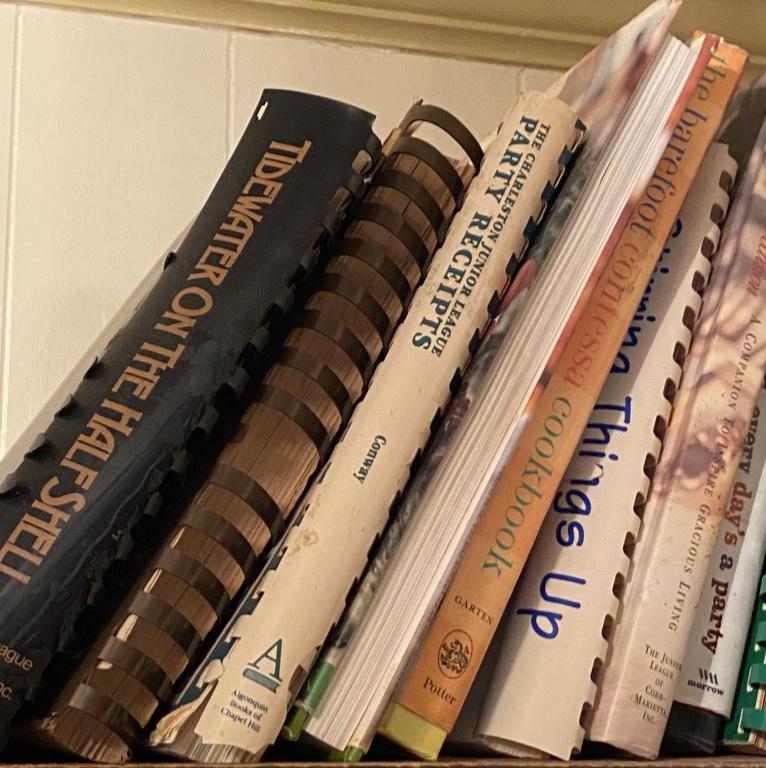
top-left (25, 100), bottom-right (484, 763)
top-left (0, 90), bottom-right (379, 752)
top-left (588, 68), bottom-right (766, 760)
top-left (667, 78), bottom-right (766, 758)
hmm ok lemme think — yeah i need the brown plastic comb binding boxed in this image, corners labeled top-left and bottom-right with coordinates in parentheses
top-left (27, 102), bottom-right (482, 763)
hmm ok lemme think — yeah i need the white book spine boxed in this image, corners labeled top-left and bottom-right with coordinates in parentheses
top-left (675, 383), bottom-right (766, 716)
top-left (471, 144), bottom-right (733, 760)
top-left (148, 92), bottom-right (581, 760)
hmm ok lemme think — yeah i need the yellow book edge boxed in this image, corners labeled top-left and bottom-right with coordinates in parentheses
top-left (379, 702), bottom-right (446, 759)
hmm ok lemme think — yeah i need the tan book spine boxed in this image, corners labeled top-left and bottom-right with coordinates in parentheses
top-left (471, 143), bottom-right (734, 760)
top-left (29, 104), bottom-right (479, 764)
top-left (379, 41), bottom-right (746, 759)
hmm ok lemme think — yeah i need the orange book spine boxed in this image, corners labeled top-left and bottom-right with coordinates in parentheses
top-left (380, 40), bottom-right (747, 757)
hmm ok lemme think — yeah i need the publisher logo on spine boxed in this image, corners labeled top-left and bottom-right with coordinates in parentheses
top-left (244, 638), bottom-right (283, 692)
top-left (438, 630), bottom-right (472, 678)
top-left (687, 667), bottom-right (723, 696)
top-left (698, 668), bottom-right (719, 685)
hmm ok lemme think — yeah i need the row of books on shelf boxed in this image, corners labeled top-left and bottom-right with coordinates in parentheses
top-left (2, 0), bottom-right (766, 763)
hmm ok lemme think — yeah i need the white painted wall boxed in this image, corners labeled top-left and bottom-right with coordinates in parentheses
top-left (0, 3), bottom-right (561, 457)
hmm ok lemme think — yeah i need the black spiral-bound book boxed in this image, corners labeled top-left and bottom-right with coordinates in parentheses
top-left (0, 89), bottom-right (379, 748)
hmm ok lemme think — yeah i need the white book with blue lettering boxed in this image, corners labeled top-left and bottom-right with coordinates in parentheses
top-left (455, 144), bottom-right (735, 760)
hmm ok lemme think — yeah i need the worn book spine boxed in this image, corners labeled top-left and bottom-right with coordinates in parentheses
top-left (665, 383), bottom-right (766, 754)
top-left (586, 70), bottom-right (766, 765)
top-left (466, 143), bottom-right (734, 761)
top-left (0, 90), bottom-right (380, 751)
top-left (146, 93), bottom-right (581, 765)
top-left (27, 103), bottom-right (479, 764)
top-left (379, 41), bottom-right (744, 761)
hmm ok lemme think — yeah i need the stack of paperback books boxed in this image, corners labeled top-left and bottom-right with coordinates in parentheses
top-left (3, 0), bottom-right (766, 764)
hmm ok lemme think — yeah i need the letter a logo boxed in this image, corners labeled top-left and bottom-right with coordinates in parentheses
top-left (243, 638), bottom-right (283, 692)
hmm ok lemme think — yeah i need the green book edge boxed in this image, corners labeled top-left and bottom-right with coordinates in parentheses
top-left (283, 661), bottom-right (336, 740)
top-left (723, 575), bottom-right (766, 744)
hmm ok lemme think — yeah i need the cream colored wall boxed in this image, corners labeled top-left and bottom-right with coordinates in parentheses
top-left (0, 2), bottom-right (561, 456)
